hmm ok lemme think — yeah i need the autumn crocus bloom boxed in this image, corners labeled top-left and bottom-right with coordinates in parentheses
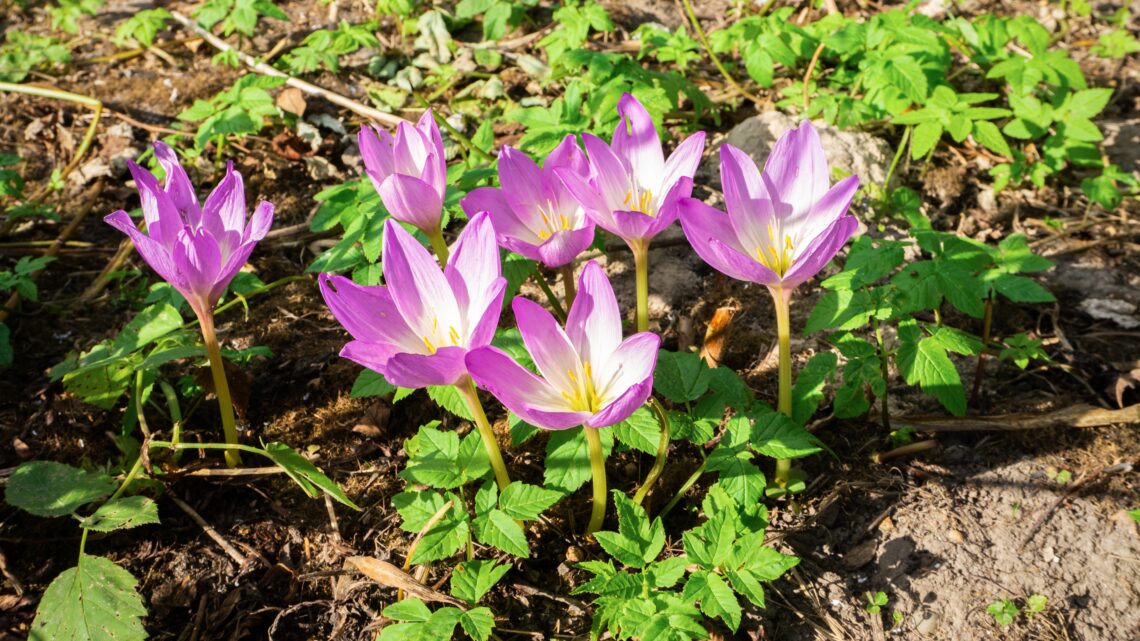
top-left (359, 109), bottom-right (450, 262)
top-left (105, 142), bottom-right (275, 466)
top-left (678, 121), bottom-right (859, 487)
top-left (319, 212), bottom-right (511, 488)
top-left (461, 135), bottom-right (594, 307)
top-left (557, 93), bottom-right (705, 331)
top-left (466, 261), bottom-right (661, 532)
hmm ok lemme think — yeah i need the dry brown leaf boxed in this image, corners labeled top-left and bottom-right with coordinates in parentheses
top-left (345, 556), bottom-right (464, 607)
top-left (276, 87), bottom-right (307, 116)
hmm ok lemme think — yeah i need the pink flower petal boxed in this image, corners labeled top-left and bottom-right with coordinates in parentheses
top-left (564, 261), bottom-right (622, 369)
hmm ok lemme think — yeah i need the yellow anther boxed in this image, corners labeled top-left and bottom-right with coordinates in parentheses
top-left (755, 230), bottom-right (796, 277)
top-left (448, 326), bottom-right (461, 345)
top-left (423, 336), bottom-right (437, 354)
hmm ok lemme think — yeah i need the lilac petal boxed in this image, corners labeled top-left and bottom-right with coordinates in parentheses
top-left (340, 340), bottom-right (400, 379)
top-left (556, 166), bottom-right (615, 230)
top-left (201, 162), bottom-right (247, 236)
top-left (105, 210), bottom-right (182, 289)
top-left (587, 378), bottom-right (653, 428)
top-left (763, 121), bottom-right (829, 223)
top-left (382, 219), bottom-right (460, 335)
top-left (417, 108), bottom-right (447, 195)
top-left (612, 93), bottom-right (664, 190)
top-left (582, 133), bottom-right (635, 212)
top-left (246, 200), bottom-right (274, 242)
top-left (535, 225), bottom-right (595, 268)
top-left (678, 198), bottom-right (779, 285)
top-left (498, 146), bottom-right (547, 216)
top-left (720, 144), bottom-right (775, 252)
top-left (565, 261), bottom-right (622, 368)
top-left (209, 241), bottom-right (256, 304)
top-left (445, 212), bottom-right (503, 334)
top-left (513, 297), bottom-right (582, 394)
top-left (126, 160), bottom-right (181, 248)
top-left (378, 174), bottom-right (443, 232)
top-left (781, 214), bottom-right (859, 289)
top-left (465, 278), bottom-right (506, 349)
top-left (658, 131), bottom-right (706, 196)
top-left (393, 120), bottom-right (431, 177)
top-left (595, 331), bottom-right (660, 399)
top-left (463, 187), bottom-right (538, 246)
top-left (360, 125), bottom-right (396, 187)
top-left (385, 346), bottom-right (468, 388)
top-left (173, 227), bottom-right (222, 303)
top-left (608, 208), bottom-right (673, 243)
top-left (153, 141), bottom-right (200, 221)
top-left (544, 134), bottom-right (589, 178)
top-left (677, 194), bottom-right (744, 253)
top-left (465, 347), bottom-right (588, 430)
top-left (318, 273), bottom-right (420, 351)
top-left (791, 174), bottom-right (859, 248)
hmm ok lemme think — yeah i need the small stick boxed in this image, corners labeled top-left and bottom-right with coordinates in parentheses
top-left (899, 403), bottom-right (1139, 432)
top-left (679, 0), bottom-right (764, 107)
top-left (169, 493), bottom-right (268, 568)
top-left (324, 494), bottom-right (342, 544)
top-left (183, 465), bottom-right (288, 477)
top-left (872, 439), bottom-right (939, 464)
top-left (168, 11), bottom-right (406, 128)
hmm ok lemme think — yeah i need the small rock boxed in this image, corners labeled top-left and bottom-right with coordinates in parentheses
top-left (722, 111), bottom-right (893, 188)
top-left (916, 610), bottom-right (941, 635)
top-left (565, 546), bottom-right (583, 563)
top-left (947, 529), bottom-right (965, 544)
top-left (843, 538), bottom-right (878, 570)
top-left (1079, 298), bottom-right (1140, 329)
top-left (304, 156), bottom-right (341, 181)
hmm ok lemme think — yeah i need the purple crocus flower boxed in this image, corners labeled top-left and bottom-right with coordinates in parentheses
top-left (465, 261), bottom-right (661, 430)
top-left (319, 212), bottom-right (506, 389)
top-left (359, 109), bottom-right (447, 235)
top-left (105, 142), bottom-right (275, 320)
top-left (678, 122), bottom-right (860, 292)
top-left (557, 93), bottom-right (705, 247)
top-left (460, 135), bottom-right (594, 268)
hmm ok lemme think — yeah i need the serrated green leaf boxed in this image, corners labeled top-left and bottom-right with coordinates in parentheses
top-left (5, 461), bottom-right (116, 517)
top-left (427, 385), bottom-right (475, 420)
top-left (792, 351), bottom-right (837, 425)
top-left (498, 482), bottom-right (561, 521)
top-left (1067, 88), bottom-right (1113, 119)
top-left (475, 508), bottom-right (529, 557)
top-left (264, 442), bottom-right (359, 509)
top-left (78, 496), bottom-right (159, 532)
top-left (749, 409), bottom-right (822, 459)
top-left (972, 120), bottom-right (1012, 157)
top-left (458, 607), bottom-right (495, 641)
top-left (683, 570), bottom-right (742, 631)
top-left (544, 427), bottom-right (612, 493)
top-left (451, 560), bottom-right (510, 605)
top-left (382, 597), bottom-right (433, 622)
top-left (897, 335), bottom-right (966, 416)
top-left (613, 406), bottom-right (661, 454)
top-left (393, 490), bottom-right (448, 533)
top-left (30, 555), bottom-right (147, 641)
top-left (991, 273), bottom-right (1055, 303)
top-left (653, 350), bottom-right (710, 403)
top-left (350, 369), bottom-right (396, 398)
top-left (911, 121), bottom-right (943, 160)
top-left (411, 513), bottom-right (469, 564)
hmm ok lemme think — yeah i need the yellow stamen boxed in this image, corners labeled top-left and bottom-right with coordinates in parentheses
top-left (448, 326), bottom-right (461, 345)
top-left (562, 361), bottom-right (602, 412)
top-left (423, 336), bottom-right (437, 354)
top-left (755, 229), bottom-right (796, 277)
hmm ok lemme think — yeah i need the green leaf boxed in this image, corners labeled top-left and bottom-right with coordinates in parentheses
top-left (475, 508), bottom-right (529, 557)
top-left (683, 570), bottom-right (742, 631)
top-left (792, 352), bottom-right (837, 425)
top-left (613, 406), bottom-right (661, 454)
top-left (936, 268), bottom-right (986, 318)
top-left (411, 512), bottom-right (469, 564)
top-left (736, 545), bottom-right (799, 581)
top-left (383, 597), bottom-right (433, 622)
top-left (886, 55), bottom-right (929, 102)
top-left (4, 461), bottom-right (116, 517)
top-left (897, 335), bottom-right (966, 416)
top-left (911, 121), bottom-right (943, 160)
top-left (1067, 88), bottom-right (1113, 119)
top-left (392, 490), bottom-right (448, 532)
top-left (78, 496), bottom-right (160, 532)
top-left (749, 409), bottom-right (822, 459)
top-left (805, 289), bottom-right (874, 333)
top-left (498, 482), bottom-right (561, 521)
top-left (427, 385), bottom-right (475, 420)
top-left (972, 120), bottom-right (1012, 157)
top-left (991, 273), bottom-right (1054, 303)
top-left (263, 442), bottom-right (359, 509)
top-left (653, 350), bottom-right (711, 403)
top-left (594, 492), bottom-right (665, 568)
top-left (30, 555), bottom-right (147, 641)
top-left (350, 369), bottom-right (396, 398)
top-left (707, 447), bottom-right (765, 505)
top-left (458, 607), bottom-right (495, 641)
top-left (451, 560), bottom-right (510, 605)
top-left (544, 427), bottom-right (612, 493)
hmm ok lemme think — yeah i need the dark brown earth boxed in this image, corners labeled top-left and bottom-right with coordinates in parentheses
top-left (1, 1), bottom-right (1138, 640)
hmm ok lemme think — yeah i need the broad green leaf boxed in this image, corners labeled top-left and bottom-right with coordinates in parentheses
top-left (458, 607), bottom-right (495, 641)
top-left (613, 406), bottom-right (661, 454)
top-left (30, 555), bottom-right (147, 641)
top-left (653, 350), bottom-right (710, 403)
top-left (451, 560), bottom-right (510, 605)
top-left (475, 508), bottom-right (529, 557)
top-left (5, 461), bottom-right (115, 517)
top-left (78, 496), bottom-right (159, 532)
top-left (707, 448), bottom-right (765, 505)
top-left (991, 273), bottom-right (1055, 303)
top-left (350, 369), bottom-right (396, 398)
top-left (972, 120), bottom-right (1012, 157)
top-left (911, 121), bottom-right (943, 160)
top-left (683, 570), bottom-right (742, 631)
top-left (383, 597), bottom-right (433, 622)
top-left (427, 385), bottom-right (475, 420)
top-left (805, 289), bottom-right (874, 333)
top-left (411, 512), bottom-right (469, 564)
top-left (264, 442), bottom-right (359, 509)
top-left (1067, 88), bottom-right (1113, 119)
top-left (749, 408), bottom-right (822, 459)
top-left (886, 55), bottom-right (929, 103)
top-left (498, 482), bottom-right (561, 521)
top-left (936, 268), bottom-right (986, 317)
top-left (593, 492), bottom-right (665, 568)
top-left (392, 490), bottom-right (448, 533)
top-left (706, 367), bottom-right (754, 410)
top-left (897, 335), bottom-right (966, 416)
top-left (544, 427), bottom-right (613, 493)
top-left (792, 352), bottom-right (837, 425)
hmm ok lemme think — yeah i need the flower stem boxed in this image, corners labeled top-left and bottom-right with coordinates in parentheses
top-left (583, 426), bottom-right (607, 534)
top-left (632, 399), bottom-right (670, 506)
top-left (659, 457), bottom-right (706, 519)
top-left (560, 263), bottom-right (577, 310)
top-left (633, 241), bottom-right (650, 333)
top-left (970, 295), bottom-right (993, 409)
top-left (771, 286), bottom-right (793, 486)
top-left (531, 262), bottom-right (566, 322)
top-left (457, 377), bottom-right (511, 490)
top-left (197, 312), bottom-right (241, 468)
top-left (426, 227), bottom-right (450, 267)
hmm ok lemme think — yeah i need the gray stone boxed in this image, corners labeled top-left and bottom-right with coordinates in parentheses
top-left (722, 111), bottom-right (894, 188)
top-left (1102, 119), bottom-right (1140, 174)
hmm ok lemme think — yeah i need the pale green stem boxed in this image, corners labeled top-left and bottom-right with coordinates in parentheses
top-left (531, 262), bottom-right (566, 322)
top-left (197, 311), bottom-right (241, 467)
top-left (632, 398), bottom-right (670, 506)
top-left (771, 286), bottom-right (793, 486)
top-left (584, 426), bottom-right (607, 535)
top-left (633, 241), bottom-right (650, 333)
top-left (426, 226), bottom-right (450, 266)
top-left (456, 377), bottom-right (511, 490)
top-left (659, 457), bottom-right (707, 519)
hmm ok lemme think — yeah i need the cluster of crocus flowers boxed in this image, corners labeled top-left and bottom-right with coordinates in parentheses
top-left (466, 261), bottom-right (660, 533)
top-left (558, 94), bottom-right (706, 330)
top-left (679, 121), bottom-right (859, 485)
top-left (318, 213), bottom-right (512, 489)
top-left (461, 135), bottom-right (594, 307)
top-left (105, 142), bottom-right (275, 467)
top-left (359, 109), bottom-right (450, 263)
